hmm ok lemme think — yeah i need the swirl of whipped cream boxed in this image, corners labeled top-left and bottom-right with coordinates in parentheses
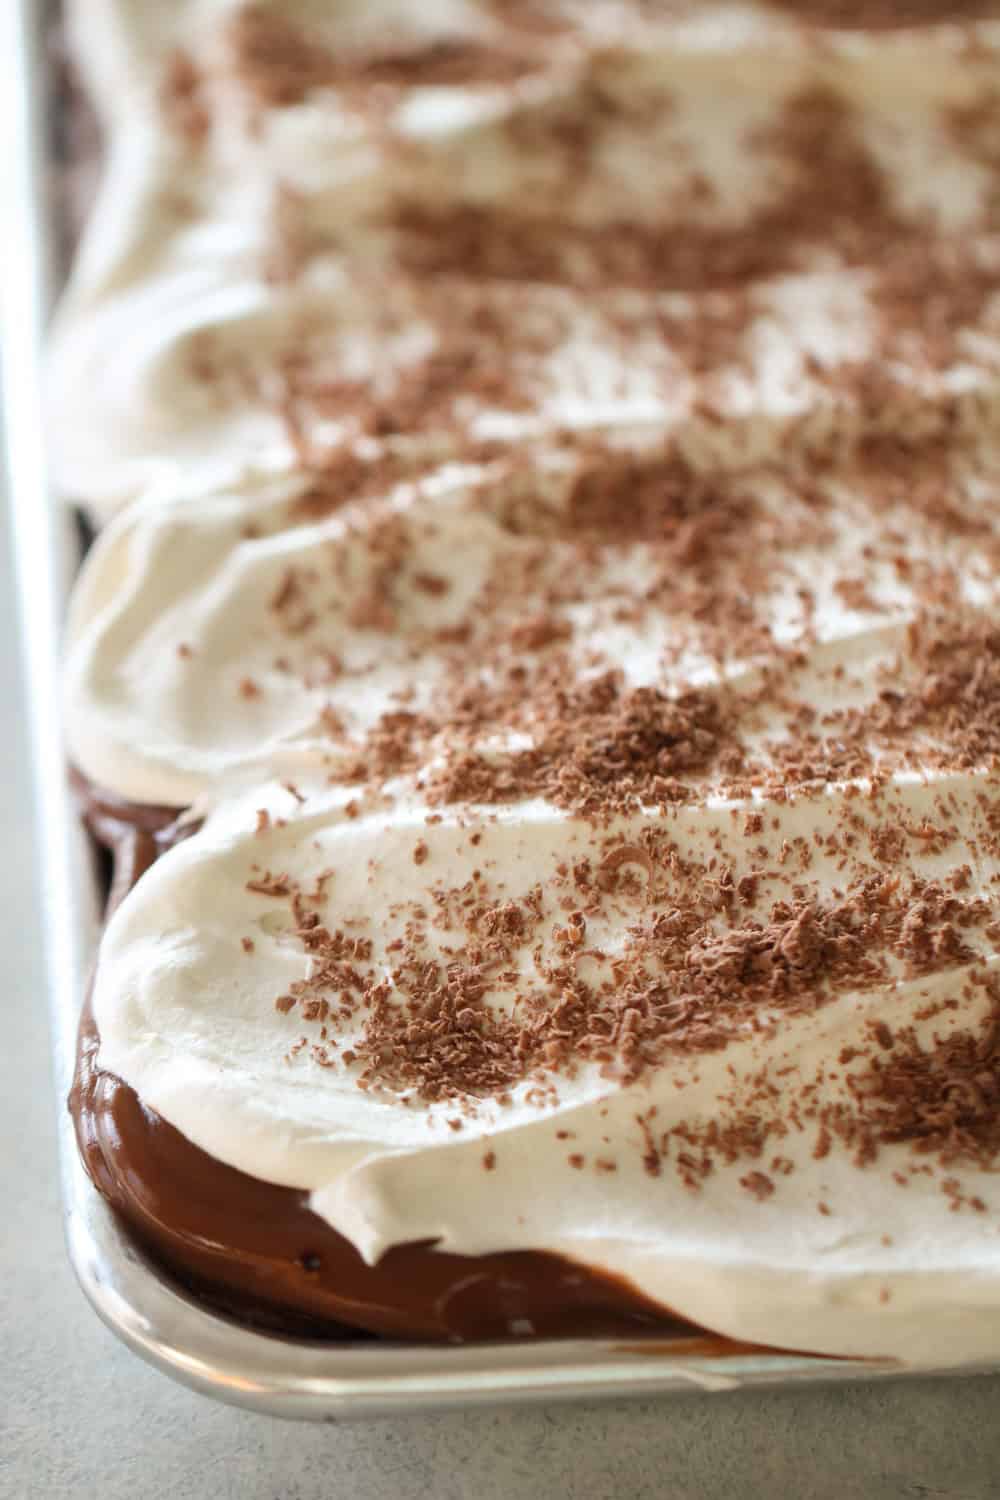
top-left (50, 0), bottom-right (1000, 521)
top-left (63, 435), bottom-right (1000, 807)
top-left (91, 765), bottom-right (1000, 1363)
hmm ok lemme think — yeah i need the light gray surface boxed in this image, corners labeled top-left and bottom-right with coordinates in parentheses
top-left (2, 513), bottom-right (1000, 1499)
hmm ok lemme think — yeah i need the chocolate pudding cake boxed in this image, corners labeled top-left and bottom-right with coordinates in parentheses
top-left (50, 0), bottom-right (1000, 1361)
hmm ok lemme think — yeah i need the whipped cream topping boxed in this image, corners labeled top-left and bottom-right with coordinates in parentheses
top-left (60, 0), bottom-right (1000, 1363)
top-left (64, 436), bottom-right (1000, 807)
top-left (92, 765), bottom-right (1000, 1363)
top-left (49, 0), bottom-right (1000, 521)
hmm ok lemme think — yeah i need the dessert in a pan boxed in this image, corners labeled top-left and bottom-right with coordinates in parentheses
top-left (54, 0), bottom-right (1000, 1359)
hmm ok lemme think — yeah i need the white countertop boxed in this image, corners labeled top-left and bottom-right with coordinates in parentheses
top-left (2, 492), bottom-right (1000, 1500)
